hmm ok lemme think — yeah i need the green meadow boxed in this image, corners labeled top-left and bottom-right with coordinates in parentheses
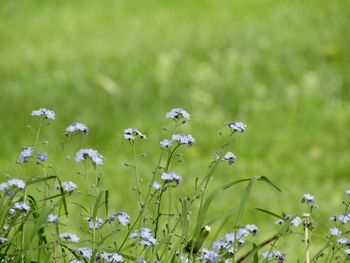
top-left (1, 0), bottom-right (349, 260)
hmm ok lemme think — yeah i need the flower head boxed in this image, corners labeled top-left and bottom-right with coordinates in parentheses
top-left (75, 149), bottom-right (104, 166)
top-left (165, 108), bottom-right (190, 120)
top-left (19, 147), bottom-right (35, 163)
top-left (85, 217), bottom-right (104, 230)
top-left (74, 247), bottom-right (92, 260)
top-left (161, 172), bottom-right (182, 185)
top-left (301, 193), bottom-right (317, 208)
top-left (13, 202), bottom-right (30, 213)
top-left (60, 233), bottom-right (80, 242)
top-left (130, 228), bottom-right (156, 247)
top-left (123, 128), bottom-right (147, 141)
top-left (337, 238), bottom-right (350, 246)
top-left (223, 152), bottom-right (237, 165)
top-left (31, 108), bottom-right (55, 120)
top-left (171, 134), bottom-right (195, 146)
top-left (48, 214), bottom-right (59, 223)
top-left (244, 224), bottom-right (259, 236)
top-left (96, 252), bottom-right (124, 262)
top-left (262, 250), bottom-right (286, 262)
top-left (346, 189), bottom-right (350, 195)
top-left (291, 217), bottom-right (302, 227)
top-left (7, 179), bottom-right (26, 190)
top-left (330, 227), bottom-right (342, 237)
top-left (61, 181), bottom-right (77, 193)
top-left (112, 212), bottom-right (131, 225)
top-left (66, 122), bottom-right (88, 135)
top-left (160, 139), bottom-right (173, 148)
top-left (200, 248), bottom-right (218, 263)
top-left (37, 152), bottom-right (48, 162)
top-left (227, 122), bottom-right (246, 133)
top-left (153, 181), bottom-right (162, 190)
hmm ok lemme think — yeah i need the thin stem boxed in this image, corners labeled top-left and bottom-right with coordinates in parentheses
top-left (133, 142), bottom-right (143, 206)
top-left (118, 150), bottom-right (164, 252)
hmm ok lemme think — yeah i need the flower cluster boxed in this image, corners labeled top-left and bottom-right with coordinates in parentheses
top-left (18, 147), bottom-right (35, 163)
top-left (301, 193), bottom-right (317, 209)
top-left (85, 217), bottom-right (104, 230)
top-left (75, 149), bottom-right (104, 166)
top-left (48, 214), bottom-right (59, 223)
top-left (203, 224), bottom-right (259, 259)
top-left (165, 108), bottom-right (190, 120)
top-left (262, 250), bottom-right (286, 262)
top-left (59, 233), bottom-right (80, 243)
top-left (13, 202), bottom-right (31, 213)
top-left (66, 122), bottom-right (89, 135)
top-left (37, 152), bottom-right (48, 162)
top-left (161, 172), bottom-right (182, 186)
top-left (74, 247), bottom-right (124, 262)
top-left (227, 122), bottom-right (246, 133)
top-left (171, 134), bottom-right (195, 146)
top-left (0, 179), bottom-right (26, 191)
top-left (61, 181), bottom-right (77, 193)
top-left (31, 108), bottom-right (55, 120)
top-left (130, 228), bottom-right (157, 247)
top-left (109, 212), bottom-right (131, 225)
top-left (274, 215), bottom-right (302, 227)
top-left (123, 128), bottom-right (147, 141)
top-left (222, 152), bottom-right (237, 165)
top-left (329, 213), bottom-right (350, 224)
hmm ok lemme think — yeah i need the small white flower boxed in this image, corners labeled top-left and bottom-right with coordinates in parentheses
top-left (165, 108), bottom-right (190, 120)
top-left (48, 214), bottom-right (59, 223)
top-left (262, 250), bottom-right (286, 261)
top-left (7, 179), bottom-right (26, 190)
top-left (13, 202), bottom-right (30, 213)
top-left (171, 134), bottom-right (195, 146)
top-left (113, 212), bottom-right (131, 225)
top-left (344, 248), bottom-right (350, 255)
top-left (31, 108), bottom-right (55, 120)
top-left (337, 238), bottom-right (350, 246)
top-left (0, 183), bottom-right (8, 191)
top-left (346, 189), bottom-right (350, 195)
top-left (223, 152), bottom-right (237, 165)
top-left (244, 224), bottom-right (259, 235)
top-left (160, 139), bottom-right (173, 148)
top-left (131, 228), bottom-right (157, 247)
top-left (161, 172), bottom-right (182, 185)
top-left (75, 149), bottom-right (104, 166)
top-left (19, 147), bottom-right (35, 163)
top-left (227, 122), bottom-right (246, 133)
top-left (61, 181), bottom-right (77, 193)
top-left (65, 122), bottom-right (88, 135)
top-left (291, 217), bottom-right (302, 227)
top-left (330, 227), bottom-right (342, 237)
top-left (301, 193), bottom-right (316, 205)
top-left (59, 233), bottom-right (80, 242)
top-left (85, 217), bottom-right (104, 230)
top-left (123, 128), bottom-right (147, 140)
top-left (153, 181), bottom-right (162, 190)
top-left (200, 248), bottom-right (218, 263)
top-left (0, 237), bottom-right (8, 245)
top-left (74, 247), bottom-right (92, 260)
top-left (37, 152), bottom-right (48, 162)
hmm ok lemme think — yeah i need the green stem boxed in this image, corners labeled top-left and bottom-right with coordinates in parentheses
top-left (133, 142), bottom-right (143, 206)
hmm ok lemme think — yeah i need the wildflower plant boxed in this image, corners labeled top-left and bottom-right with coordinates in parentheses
top-left (0, 107), bottom-right (348, 263)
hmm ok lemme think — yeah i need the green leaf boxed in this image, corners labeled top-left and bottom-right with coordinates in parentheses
top-left (255, 208), bottom-right (284, 219)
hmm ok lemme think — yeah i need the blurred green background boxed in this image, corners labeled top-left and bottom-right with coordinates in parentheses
top-left (1, 0), bottom-right (350, 259)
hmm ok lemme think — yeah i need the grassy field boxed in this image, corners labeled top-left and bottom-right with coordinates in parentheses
top-left (1, 0), bottom-right (350, 260)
